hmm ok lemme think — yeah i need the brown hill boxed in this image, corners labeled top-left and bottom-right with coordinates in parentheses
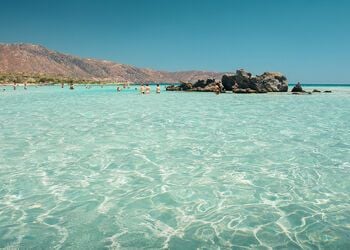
top-left (0, 43), bottom-right (226, 83)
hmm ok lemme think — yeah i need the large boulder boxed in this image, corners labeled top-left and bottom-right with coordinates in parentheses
top-left (166, 82), bottom-right (192, 91)
top-left (221, 70), bottom-right (253, 91)
top-left (192, 79), bottom-right (206, 88)
top-left (166, 84), bottom-right (180, 91)
top-left (192, 78), bottom-right (215, 89)
top-left (256, 72), bottom-right (288, 92)
top-left (167, 79), bottom-right (224, 92)
top-left (192, 81), bottom-right (224, 92)
top-left (166, 79), bottom-right (224, 92)
top-left (222, 75), bottom-right (235, 91)
top-left (221, 70), bottom-right (288, 93)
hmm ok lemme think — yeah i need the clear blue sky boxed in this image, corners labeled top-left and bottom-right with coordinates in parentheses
top-left (1, 0), bottom-right (349, 83)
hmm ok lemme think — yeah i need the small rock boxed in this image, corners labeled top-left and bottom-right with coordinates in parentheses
top-left (291, 82), bottom-right (303, 92)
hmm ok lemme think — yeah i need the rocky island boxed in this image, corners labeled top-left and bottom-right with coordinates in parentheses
top-left (166, 69), bottom-right (288, 93)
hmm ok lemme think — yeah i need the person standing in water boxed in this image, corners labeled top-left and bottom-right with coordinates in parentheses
top-left (145, 84), bottom-right (151, 94)
top-left (69, 83), bottom-right (74, 90)
top-left (61, 83), bottom-right (64, 88)
top-left (156, 84), bottom-right (161, 94)
top-left (13, 83), bottom-right (16, 90)
top-left (24, 83), bottom-right (27, 90)
top-left (140, 84), bottom-right (145, 94)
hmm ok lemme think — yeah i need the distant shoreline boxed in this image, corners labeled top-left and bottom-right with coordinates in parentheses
top-left (0, 72), bottom-right (180, 85)
top-left (1, 82), bottom-right (350, 88)
top-left (0, 82), bottom-right (176, 86)
top-left (1, 73), bottom-right (350, 87)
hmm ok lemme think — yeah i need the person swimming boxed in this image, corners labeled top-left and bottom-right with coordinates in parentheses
top-left (140, 84), bottom-right (145, 94)
top-left (156, 84), bottom-right (161, 94)
top-left (145, 84), bottom-right (151, 94)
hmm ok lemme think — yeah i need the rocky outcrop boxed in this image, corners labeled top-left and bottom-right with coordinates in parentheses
top-left (222, 69), bottom-right (288, 93)
top-left (168, 69), bottom-right (288, 93)
top-left (291, 82), bottom-right (303, 92)
top-left (166, 79), bottom-right (224, 92)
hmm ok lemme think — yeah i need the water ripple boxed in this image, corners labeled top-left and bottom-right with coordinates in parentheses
top-left (0, 86), bottom-right (350, 249)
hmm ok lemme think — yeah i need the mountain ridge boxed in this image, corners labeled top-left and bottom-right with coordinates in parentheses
top-left (0, 43), bottom-right (227, 83)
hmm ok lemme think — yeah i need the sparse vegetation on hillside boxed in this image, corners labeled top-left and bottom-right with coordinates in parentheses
top-left (0, 73), bottom-right (105, 84)
top-left (0, 44), bottom-right (225, 83)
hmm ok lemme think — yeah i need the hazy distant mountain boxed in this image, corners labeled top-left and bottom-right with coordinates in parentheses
top-left (0, 43), bottom-right (226, 83)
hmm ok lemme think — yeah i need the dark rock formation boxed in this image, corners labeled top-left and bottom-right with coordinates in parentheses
top-left (292, 91), bottom-right (312, 95)
top-left (222, 75), bottom-right (234, 91)
top-left (256, 72), bottom-right (288, 92)
top-left (166, 82), bottom-right (191, 91)
top-left (192, 79), bottom-right (215, 88)
top-left (324, 90), bottom-right (332, 93)
top-left (222, 69), bottom-right (288, 93)
top-left (291, 82), bottom-right (303, 92)
top-left (168, 69), bottom-right (288, 93)
top-left (179, 82), bottom-right (193, 91)
top-left (166, 79), bottom-right (224, 92)
top-left (312, 89), bottom-right (321, 93)
top-left (233, 88), bottom-right (258, 94)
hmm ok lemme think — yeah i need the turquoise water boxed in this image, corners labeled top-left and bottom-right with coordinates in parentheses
top-left (0, 85), bottom-right (350, 249)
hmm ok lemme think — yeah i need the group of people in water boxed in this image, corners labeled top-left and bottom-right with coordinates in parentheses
top-left (5, 82), bottom-right (231, 95)
top-left (115, 83), bottom-right (161, 94)
top-left (139, 84), bottom-right (161, 94)
top-left (4, 82), bottom-right (160, 93)
top-left (58, 82), bottom-right (162, 94)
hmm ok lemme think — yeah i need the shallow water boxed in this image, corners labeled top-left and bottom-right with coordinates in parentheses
top-left (0, 85), bottom-right (350, 249)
